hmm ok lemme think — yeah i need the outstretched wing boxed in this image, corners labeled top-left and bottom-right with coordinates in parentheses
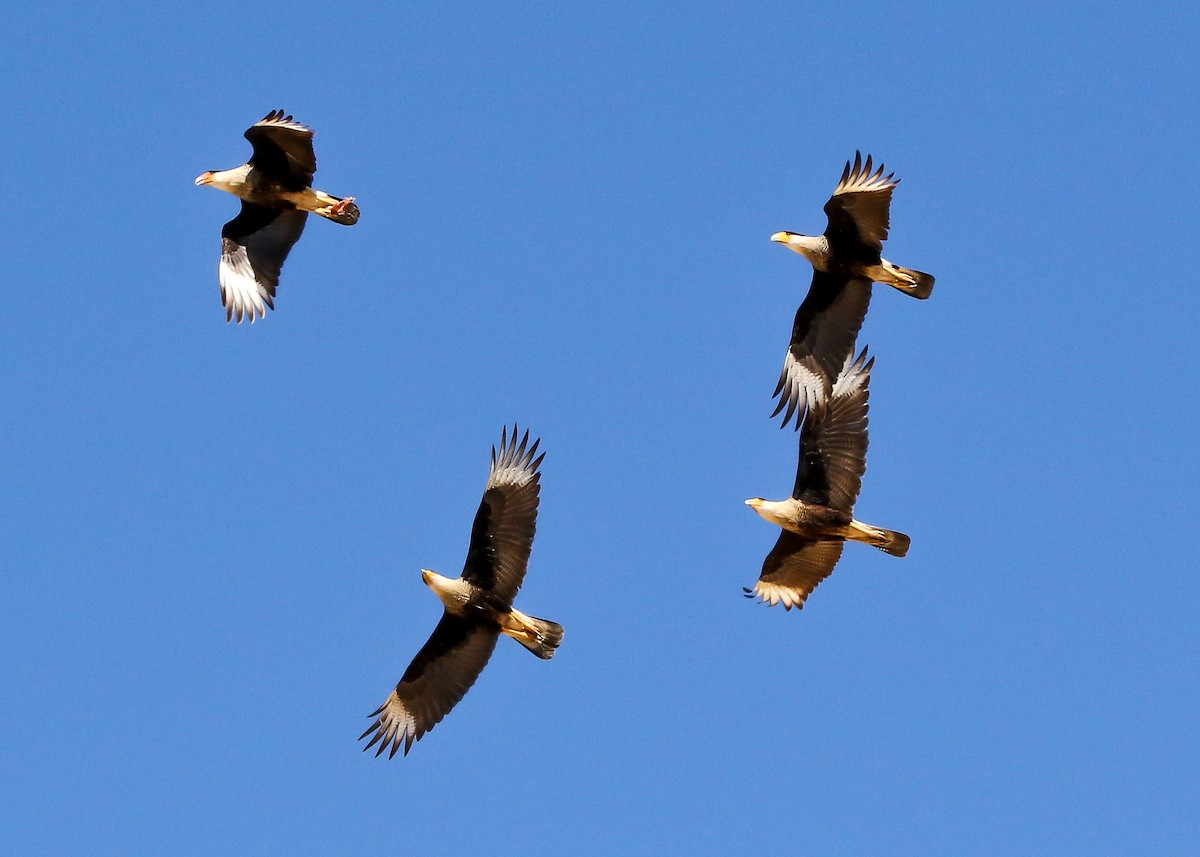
top-left (218, 205), bottom-right (307, 323)
top-left (792, 348), bottom-right (872, 511)
top-left (460, 426), bottom-right (545, 603)
top-left (823, 151), bottom-right (897, 258)
top-left (244, 109), bottom-right (317, 190)
top-left (771, 271), bottom-right (871, 429)
top-left (747, 531), bottom-right (845, 610)
top-left (360, 613), bottom-right (499, 759)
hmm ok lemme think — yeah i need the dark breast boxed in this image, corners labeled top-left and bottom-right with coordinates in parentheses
top-left (242, 171), bottom-right (299, 209)
top-left (462, 588), bottom-right (512, 626)
top-left (826, 242), bottom-right (883, 276)
top-left (791, 503), bottom-right (853, 538)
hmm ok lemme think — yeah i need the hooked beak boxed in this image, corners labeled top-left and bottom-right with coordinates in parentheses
top-left (745, 498), bottom-right (763, 509)
top-left (770, 231), bottom-right (794, 245)
top-left (194, 171), bottom-right (214, 186)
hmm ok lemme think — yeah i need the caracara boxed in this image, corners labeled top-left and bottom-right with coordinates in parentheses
top-left (360, 427), bottom-right (564, 758)
top-left (770, 152), bottom-right (934, 428)
top-left (746, 349), bottom-right (909, 610)
top-left (195, 110), bottom-right (359, 323)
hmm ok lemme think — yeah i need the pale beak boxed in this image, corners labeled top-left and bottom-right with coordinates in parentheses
top-left (195, 171), bottom-right (214, 186)
top-left (745, 498), bottom-right (763, 508)
top-left (770, 231), bottom-right (793, 244)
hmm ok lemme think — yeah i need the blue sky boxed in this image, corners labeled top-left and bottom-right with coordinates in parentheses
top-left (3, 2), bottom-right (1198, 854)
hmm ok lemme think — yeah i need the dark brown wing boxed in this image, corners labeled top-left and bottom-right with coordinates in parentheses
top-left (793, 348), bottom-right (872, 511)
top-left (460, 426), bottom-right (545, 603)
top-left (771, 271), bottom-right (871, 429)
top-left (823, 152), bottom-right (898, 259)
top-left (244, 110), bottom-right (317, 190)
top-left (359, 613), bottom-right (499, 759)
top-left (746, 532), bottom-right (845, 610)
top-left (218, 205), bottom-right (307, 323)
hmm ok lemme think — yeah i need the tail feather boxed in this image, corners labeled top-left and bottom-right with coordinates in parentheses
top-left (877, 258), bottom-right (935, 299)
top-left (502, 609), bottom-right (564, 660)
top-left (849, 520), bottom-right (911, 557)
top-left (872, 528), bottom-right (911, 557)
top-left (891, 265), bottom-right (934, 300)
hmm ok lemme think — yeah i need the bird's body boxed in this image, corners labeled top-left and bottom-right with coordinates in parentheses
top-left (746, 496), bottom-right (907, 555)
top-left (201, 163), bottom-right (358, 224)
top-left (360, 427), bottom-right (563, 759)
top-left (420, 569), bottom-right (561, 658)
top-left (770, 152), bottom-right (934, 428)
top-left (195, 110), bottom-right (359, 323)
top-left (746, 496), bottom-right (853, 534)
top-left (771, 233), bottom-right (928, 294)
top-left (746, 349), bottom-right (909, 610)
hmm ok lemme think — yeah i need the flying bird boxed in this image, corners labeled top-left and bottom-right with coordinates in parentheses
top-left (195, 110), bottom-right (360, 323)
top-left (770, 151), bottom-right (934, 428)
top-left (745, 348), bottom-right (909, 610)
top-left (360, 426), bottom-right (564, 758)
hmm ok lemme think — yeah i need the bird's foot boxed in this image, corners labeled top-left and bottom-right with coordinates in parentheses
top-left (321, 196), bottom-right (360, 225)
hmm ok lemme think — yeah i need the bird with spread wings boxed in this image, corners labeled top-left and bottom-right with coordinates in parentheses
top-left (195, 110), bottom-right (359, 323)
top-left (746, 349), bottom-right (910, 610)
top-left (769, 152), bottom-right (934, 428)
top-left (360, 426), bottom-right (564, 759)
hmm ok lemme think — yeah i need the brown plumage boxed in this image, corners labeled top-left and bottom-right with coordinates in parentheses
top-left (770, 152), bottom-right (934, 428)
top-left (746, 349), bottom-right (909, 610)
top-left (195, 110), bottom-right (360, 323)
top-left (360, 427), bottom-right (563, 759)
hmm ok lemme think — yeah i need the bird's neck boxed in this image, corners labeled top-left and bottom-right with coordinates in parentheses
top-left (790, 234), bottom-right (831, 269)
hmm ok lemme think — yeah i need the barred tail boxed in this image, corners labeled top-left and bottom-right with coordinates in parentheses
top-left (501, 608), bottom-right (565, 659)
top-left (848, 520), bottom-right (911, 557)
top-left (892, 265), bottom-right (934, 299)
top-left (872, 528), bottom-right (911, 557)
top-left (877, 258), bottom-right (935, 299)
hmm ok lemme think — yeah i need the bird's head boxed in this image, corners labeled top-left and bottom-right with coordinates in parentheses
top-left (771, 231), bottom-right (823, 263)
top-left (421, 568), bottom-right (456, 594)
top-left (746, 497), bottom-right (790, 527)
top-left (421, 569), bottom-right (469, 610)
top-left (195, 165), bottom-right (250, 193)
